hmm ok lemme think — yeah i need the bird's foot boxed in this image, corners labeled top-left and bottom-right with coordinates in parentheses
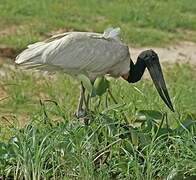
top-left (75, 109), bottom-right (87, 119)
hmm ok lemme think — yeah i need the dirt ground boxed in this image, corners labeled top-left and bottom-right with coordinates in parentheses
top-left (130, 41), bottom-right (196, 64)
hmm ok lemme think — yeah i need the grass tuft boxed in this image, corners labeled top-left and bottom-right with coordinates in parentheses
top-left (0, 63), bottom-right (196, 179)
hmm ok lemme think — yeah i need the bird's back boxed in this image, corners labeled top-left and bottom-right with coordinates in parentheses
top-left (15, 28), bottom-right (130, 79)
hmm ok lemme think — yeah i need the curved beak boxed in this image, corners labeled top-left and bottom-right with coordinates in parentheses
top-left (145, 52), bottom-right (175, 112)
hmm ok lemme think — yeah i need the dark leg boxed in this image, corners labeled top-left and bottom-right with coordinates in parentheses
top-left (83, 80), bottom-right (95, 112)
top-left (75, 83), bottom-right (87, 118)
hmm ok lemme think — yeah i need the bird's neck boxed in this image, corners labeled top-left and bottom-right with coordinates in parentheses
top-left (127, 58), bottom-right (146, 83)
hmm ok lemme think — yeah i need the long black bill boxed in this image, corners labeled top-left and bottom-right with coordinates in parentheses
top-left (142, 50), bottom-right (174, 112)
top-left (127, 49), bottom-right (174, 112)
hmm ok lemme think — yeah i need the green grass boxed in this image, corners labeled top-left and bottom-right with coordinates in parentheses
top-left (0, 63), bottom-right (195, 179)
top-left (0, 0), bottom-right (196, 179)
top-left (0, 0), bottom-right (196, 50)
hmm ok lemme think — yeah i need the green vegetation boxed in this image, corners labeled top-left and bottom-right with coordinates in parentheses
top-left (0, 0), bottom-right (196, 179)
top-left (0, 0), bottom-right (196, 50)
top-left (0, 63), bottom-right (196, 179)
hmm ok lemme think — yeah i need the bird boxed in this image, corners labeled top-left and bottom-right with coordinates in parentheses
top-left (15, 27), bottom-right (174, 118)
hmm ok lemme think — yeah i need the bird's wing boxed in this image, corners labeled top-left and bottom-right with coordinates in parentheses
top-left (45, 32), bottom-right (73, 42)
top-left (15, 28), bottom-right (130, 78)
top-left (15, 31), bottom-right (77, 64)
top-left (15, 31), bottom-right (101, 65)
top-left (46, 27), bottom-right (121, 41)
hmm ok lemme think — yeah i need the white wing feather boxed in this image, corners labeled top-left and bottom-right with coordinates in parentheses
top-left (15, 28), bottom-right (130, 79)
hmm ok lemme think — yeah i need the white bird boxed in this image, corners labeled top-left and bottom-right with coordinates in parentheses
top-left (15, 27), bottom-right (174, 117)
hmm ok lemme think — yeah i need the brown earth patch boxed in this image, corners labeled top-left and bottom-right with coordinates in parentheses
top-left (0, 24), bottom-right (28, 36)
top-left (130, 41), bottom-right (196, 64)
top-left (0, 44), bottom-right (17, 58)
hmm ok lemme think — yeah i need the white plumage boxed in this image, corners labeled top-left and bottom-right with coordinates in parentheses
top-left (15, 27), bottom-right (175, 116)
top-left (15, 27), bottom-right (130, 80)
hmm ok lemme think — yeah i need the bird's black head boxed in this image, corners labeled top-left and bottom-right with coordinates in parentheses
top-left (127, 50), bottom-right (158, 83)
top-left (139, 49), bottom-right (159, 64)
top-left (127, 49), bottom-right (174, 112)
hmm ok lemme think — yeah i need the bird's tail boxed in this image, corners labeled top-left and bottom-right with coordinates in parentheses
top-left (15, 41), bottom-right (50, 67)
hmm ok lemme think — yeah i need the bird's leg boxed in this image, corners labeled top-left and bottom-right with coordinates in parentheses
top-left (84, 94), bottom-right (90, 111)
top-left (75, 82), bottom-right (87, 118)
top-left (83, 80), bottom-right (94, 113)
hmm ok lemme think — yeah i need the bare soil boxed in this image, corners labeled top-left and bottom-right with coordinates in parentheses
top-left (0, 44), bottom-right (17, 58)
top-left (130, 41), bottom-right (196, 64)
